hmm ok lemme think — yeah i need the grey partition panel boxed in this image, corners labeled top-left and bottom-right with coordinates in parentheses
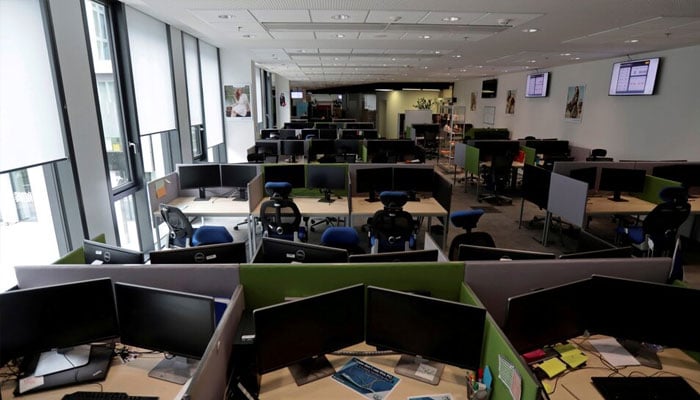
top-left (454, 142), bottom-right (467, 168)
top-left (547, 172), bottom-right (588, 228)
top-left (185, 285), bottom-right (245, 400)
top-left (147, 172), bottom-right (180, 217)
top-left (247, 173), bottom-right (265, 213)
top-left (568, 145), bottom-right (591, 161)
top-left (422, 232), bottom-right (449, 261)
top-left (464, 258), bottom-right (671, 327)
top-left (14, 264), bottom-right (240, 298)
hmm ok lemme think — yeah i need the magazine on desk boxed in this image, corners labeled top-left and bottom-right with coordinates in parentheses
top-left (332, 357), bottom-right (400, 400)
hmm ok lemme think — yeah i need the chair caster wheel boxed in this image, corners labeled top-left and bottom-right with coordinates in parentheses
top-left (234, 227), bottom-right (239, 231)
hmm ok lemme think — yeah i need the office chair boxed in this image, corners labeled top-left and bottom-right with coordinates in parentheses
top-left (320, 226), bottom-right (364, 255)
top-left (447, 209), bottom-right (496, 261)
top-left (586, 148), bottom-right (613, 161)
top-left (478, 151), bottom-right (516, 205)
top-left (259, 182), bottom-right (307, 242)
top-left (615, 186), bottom-right (691, 257)
top-left (368, 191), bottom-right (418, 253)
top-left (159, 204), bottom-right (234, 248)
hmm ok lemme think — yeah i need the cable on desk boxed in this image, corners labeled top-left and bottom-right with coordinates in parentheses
top-left (330, 350), bottom-right (397, 357)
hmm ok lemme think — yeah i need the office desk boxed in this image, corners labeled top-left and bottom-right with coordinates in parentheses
top-left (259, 344), bottom-right (469, 399)
top-left (167, 196), bottom-right (251, 218)
top-left (543, 336), bottom-right (700, 400)
top-left (350, 196), bottom-right (449, 249)
top-left (585, 196), bottom-right (657, 216)
top-left (1, 352), bottom-right (183, 400)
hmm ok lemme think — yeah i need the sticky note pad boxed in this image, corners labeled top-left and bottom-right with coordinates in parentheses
top-left (553, 343), bottom-right (577, 355)
top-left (539, 357), bottom-right (567, 378)
top-left (560, 351), bottom-right (587, 369)
top-left (543, 381), bottom-right (554, 394)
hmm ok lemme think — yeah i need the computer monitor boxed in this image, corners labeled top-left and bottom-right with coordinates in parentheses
top-left (220, 164), bottom-right (258, 200)
top-left (473, 129), bottom-right (510, 140)
top-left (114, 282), bottom-right (216, 384)
top-left (503, 278), bottom-right (592, 353)
top-left (340, 129), bottom-right (360, 139)
top-left (569, 166), bottom-right (598, 191)
top-left (260, 129), bottom-right (279, 139)
top-left (306, 164), bottom-right (347, 203)
top-left (348, 249), bottom-right (438, 263)
top-left (253, 237), bottom-right (348, 263)
top-left (522, 164), bottom-right (551, 209)
top-left (280, 139), bottom-right (305, 163)
top-left (598, 167), bottom-right (646, 202)
top-left (361, 129), bottom-right (379, 139)
top-left (308, 139), bottom-right (336, 161)
top-left (177, 163), bottom-right (222, 201)
top-left (255, 140), bottom-right (280, 155)
top-left (335, 138), bottom-right (361, 156)
top-left (263, 164), bottom-right (306, 188)
top-left (149, 242), bottom-right (247, 264)
top-left (345, 122), bottom-right (373, 130)
top-left (83, 239), bottom-right (144, 264)
top-left (524, 139), bottom-right (570, 156)
top-left (300, 128), bottom-right (319, 139)
top-left (457, 244), bottom-right (556, 261)
top-left (393, 167), bottom-right (435, 200)
top-left (652, 163), bottom-right (700, 193)
top-left (356, 167), bottom-right (393, 202)
top-left (317, 128), bottom-right (338, 139)
top-left (253, 284), bottom-right (365, 385)
top-left (558, 246), bottom-right (633, 259)
top-left (278, 129), bottom-right (298, 140)
top-left (366, 286), bottom-right (485, 383)
top-left (0, 278), bottom-right (119, 376)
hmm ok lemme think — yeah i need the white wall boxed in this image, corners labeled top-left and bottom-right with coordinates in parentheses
top-left (219, 48), bottom-right (255, 163)
top-left (453, 45), bottom-right (700, 161)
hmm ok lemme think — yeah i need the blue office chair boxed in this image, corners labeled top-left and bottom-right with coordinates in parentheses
top-left (368, 191), bottom-right (417, 253)
top-left (447, 209), bottom-right (496, 261)
top-left (259, 182), bottom-right (307, 242)
top-left (616, 186), bottom-right (690, 257)
top-left (159, 204), bottom-right (234, 248)
top-left (320, 226), bottom-right (364, 254)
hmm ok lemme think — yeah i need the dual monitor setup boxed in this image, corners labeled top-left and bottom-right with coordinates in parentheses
top-left (569, 166), bottom-right (647, 202)
top-left (251, 284), bottom-right (485, 388)
top-left (83, 239), bottom-right (247, 265)
top-left (262, 163), bottom-right (347, 203)
top-left (177, 163), bottom-right (258, 201)
top-left (356, 166), bottom-right (436, 202)
top-left (0, 278), bottom-right (216, 395)
top-left (456, 244), bottom-right (632, 261)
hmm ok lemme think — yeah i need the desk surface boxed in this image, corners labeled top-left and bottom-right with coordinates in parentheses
top-left (542, 336), bottom-right (700, 400)
top-left (586, 195), bottom-right (700, 215)
top-left (351, 196), bottom-right (448, 218)
top-left (252, 196), bottom-right (351, 217)
top-left (167, 196), bottom-right (251, 217)
top-left (259, 344), bottom-right (469, 400)
top-left (1, 351), bottom-right (183, 400)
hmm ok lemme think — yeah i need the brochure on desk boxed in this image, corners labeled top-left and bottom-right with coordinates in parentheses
top-left (332, 357), bottom-right (400, 400)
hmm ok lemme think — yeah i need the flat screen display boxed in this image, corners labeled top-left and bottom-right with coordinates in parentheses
top-left (83, 239), bottom-right (144, 264)
top-left (149, 242), bottom-right (247, 264)
top-left (291, 91), bottom-right (303, 99)
top-left (525, 72), bottom-right (549, 97)
top-left (609, 57), bottom-right (660, 96)
top-left (481, 78), bottom-right (498, 98)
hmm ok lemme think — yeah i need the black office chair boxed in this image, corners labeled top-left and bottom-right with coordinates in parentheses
top-left (586, 148), bottom-right (613, 161)
top-left (368, 191), bottom-right (418, 253)
top-left (259, 182), bottom-right (307, 242)
top-left (447, 209), bottom-right (496, 261)
top-left (478, 151), bottom-right (516, 205)
top-left (159, 204), bottom-right (234, 248)
top-left (616, 186), bottom-right (691, 256)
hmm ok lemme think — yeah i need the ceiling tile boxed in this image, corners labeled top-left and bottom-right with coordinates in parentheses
top-left (248, 9), bottom-right (310, 22)
top-left (419, 12), bottom-right (487, 25)
top-left (358, 31), bottom-right (406, 40)
top-left (187, 9), bottom-right (256, 23)
top-left (365, 10), bottom-right (428, 24)
top-left (269, 31), bottom-right (316, 40)
top-left (314, 31), bottom-right (361, 40)
top-left (309, 10), bottom-right (369, 23)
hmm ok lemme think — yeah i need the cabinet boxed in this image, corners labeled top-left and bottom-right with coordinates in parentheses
top-left (438, 105), bottom-right (467, 170)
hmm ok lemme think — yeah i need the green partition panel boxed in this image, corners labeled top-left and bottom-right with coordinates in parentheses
top-left (465, 145), bottom-right (480, 175)
top-left (521, 145), bottom-right (536, 166)
top-left (361, 143), bottom-right (368, 162)
top-left (460, 283), bottom-right (542, 400)
top-left (240, 262), bottom-right (465, 309)
top-left (636, 175), bottom-right (682, 204)
top-left (53, 233), bottom-right (106, 264)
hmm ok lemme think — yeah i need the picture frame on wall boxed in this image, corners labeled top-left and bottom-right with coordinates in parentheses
top-left (564, 85), bottom-right (585, 122)
top-left (483, 106), bottom-right (496, 125)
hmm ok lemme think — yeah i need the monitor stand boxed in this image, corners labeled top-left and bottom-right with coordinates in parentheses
top-left (608, 191), bottom-right (628, 202)
top-left (365, 190), bottom-right (380, 203)
top-left (194, 187), bottom-right (210, 201)
top-left (287, 355), bottom-right (335, 386)
top-left (318, 188), bottom-right (335, 203)
top-left (393, 354), bottom-right (445, 385)
top-left (232, 187), bottom-right (248, 201)
top-left (33, 344), bottom-right (92, 376)
top-left (148, 355), bottom-right (200, 385)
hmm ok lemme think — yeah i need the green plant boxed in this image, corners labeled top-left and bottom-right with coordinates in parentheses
top-left (414, 97), bottom-right (434, 110)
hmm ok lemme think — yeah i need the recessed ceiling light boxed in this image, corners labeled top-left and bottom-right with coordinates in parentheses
top-left (434, 51), bottom-right (441, 54)
top-left (331, 14), bottom-right (350, 20)
top-left (625, 39), bottom-right (639, 43)
top-left (423, 66), bottom-right (429, 69)
top-left (242, 34), bottom-right (255, 38)
top-left (420, 35), bottom-right (431, 39)
top-left (391, 57), bottom-right (397, 61)
top-left (388, 16), bottom-right (402, 22)
top-left (529, 60), bottom-right (537, 63)
top-left (560, 53), bottom-right (571, 56)
top-left (218, 14), bottom-right (234, 19)
top-left (522, 28), bottom-right (539, 33)
top-left (442, 16), bottom-right (461, 22)
top-left (335, 34), bottom-right (345, 38)
top-left (571, 57), bottom-right (581, 60)
top-left (452, 55), bottom-right (462, 58)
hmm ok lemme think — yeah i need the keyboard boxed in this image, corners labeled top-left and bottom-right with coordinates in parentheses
top-left (62, 391), bottom-right (159, 400)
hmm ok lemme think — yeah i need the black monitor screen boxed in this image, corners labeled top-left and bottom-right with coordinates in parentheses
top-left (263, 164), bottom-right (306, 188)
top-left (307, 164), bottom-right (347, 191)
top-left (255, 237), bottom-right (348, 263)
top-left (504, 278), bottom-right (592, 353)
top-left (318, 129), bottom-right (338, 140)
top-left (308, 139), bottom-right (336, 157)
top-left (335, 139), bottom-right (361, 155)
top-left (569, 167), bottom-right (598, 190)
top-left (278, 129), bottom-right (298, 140)
top-left (457, 244), bottom-right (556, 261)
top-left (473, 140), bottom-right (521, 158)
top-left (340, 129), bottom-right (360, 139)
top-left (255, 140), bottom-right (280, 155)
top-left (348, 249), bottom-right (438, 263)
top-left (221, 164), bottom-right (258, 188)
top-left (0, 278), bottom-right (119, 366)
top-left (393, 167), bottom-right (434, 193)
top-left (356, 167), bottom-right (393, 194)
top-left (300, 129), bottom-right (319, 139)
top-left (524, 140), bottom-right (570, 156)
top-left (366, 286), bottom-right (485, 370)
top-left (362, 129), bottom-right (379, 139)
top-left (652, 164), bottom-right (700, 189)
top-left (114, 282), bottom-right (215, 360)
top-left (177, 163), bottom-right (221, 200)
top-left (260, 129), bottom-right (279, 139)
top-left (281, 139), bottom-right (304, 156)
top-left (83, 239), bottom-right (144, 264)
top-left (599, 167), bottom-right (646, 201)
top-left (149, 242), bottom-right (247, 264)
top-left (481, 79), bottom-right (498, 98)
top-left (522, 164), bottom-right (551, 209)
top-left (253, 284), bottom-right (365, 373)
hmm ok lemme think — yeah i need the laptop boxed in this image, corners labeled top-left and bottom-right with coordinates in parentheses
top-left (591, 376), bottom-right (700, 400)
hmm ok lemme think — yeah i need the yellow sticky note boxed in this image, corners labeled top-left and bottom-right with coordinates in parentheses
top-left (539, 357), bottom-right (567, 378)
top-left (542, 381), bottom-right (554, 394)
top-left (553, 343), bottom-right (577, 355)
top-left (560, 351), bottom-right (587, 369)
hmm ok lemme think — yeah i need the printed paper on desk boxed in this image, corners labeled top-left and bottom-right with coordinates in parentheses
top-left (332, 357), bottom-right (399, 400)
top-left (589, 337), bottom-right (640, 366)
top-left (408, 394), bottom-right (453, 400)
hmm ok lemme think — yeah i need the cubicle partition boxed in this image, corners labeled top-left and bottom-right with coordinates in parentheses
top-left (53, 233), bottom-right (106, 264)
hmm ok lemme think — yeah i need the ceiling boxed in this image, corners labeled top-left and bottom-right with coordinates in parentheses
top-left (120, 0), bottom-right (700, 90)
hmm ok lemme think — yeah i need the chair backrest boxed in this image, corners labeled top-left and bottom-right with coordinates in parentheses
top-left (160, 204), bottom-right (194, 247)
top-left (369, 208), bottom-right (416, 252)
top-left (259, 197), bottom-right (303, 241)
top-left (642, 187), bottom-right (691, 246)
top-left (320, 227), bottom-right (364, 254)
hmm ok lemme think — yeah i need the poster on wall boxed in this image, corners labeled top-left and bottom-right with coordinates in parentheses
top-left (506, 90), bottom-right (516, 114)
top-left (224, 84), bottom-right (251, 118)
top-left (564, 85), bottom-right (585, 122)
top-left (279, 92), bottom-right (287, 107)
top-left (470, 92), bottom-right (477, 111)
top-left (483, 106), bottom-right (496, 125)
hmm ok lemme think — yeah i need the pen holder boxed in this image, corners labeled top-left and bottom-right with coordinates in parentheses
top-left (468, 382), bottom-right (491, 400)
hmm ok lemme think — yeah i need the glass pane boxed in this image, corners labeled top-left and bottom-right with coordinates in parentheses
top-left (0, 166), bottom-right (59, 290)
top-left (114, 195), bottom-right (140, 250)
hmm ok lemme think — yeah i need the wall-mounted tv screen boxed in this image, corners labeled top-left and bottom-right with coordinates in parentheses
top-left (291, 91), bottom-right (304, 99)
top-left (609, 57), bottom-right (660, 96)
top-left (525, 72), bottom-right (549, 98)
top-left (481, 79), bottom-right (498, 98)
